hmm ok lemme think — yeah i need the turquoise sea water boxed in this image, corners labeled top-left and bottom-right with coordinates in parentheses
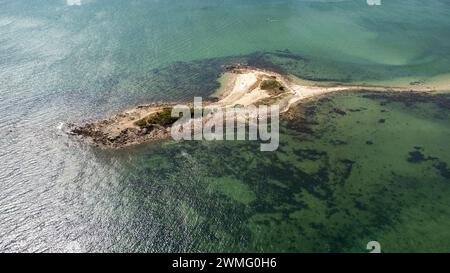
top-left (0, 0), bottom-right (450, 252)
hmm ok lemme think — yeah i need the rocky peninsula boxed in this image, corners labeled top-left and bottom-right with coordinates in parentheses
top-left (70, 65), bottom-right (439, 148)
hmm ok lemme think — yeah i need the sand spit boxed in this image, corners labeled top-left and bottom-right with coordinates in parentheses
top-left (70, 66), bottom-right (441, 148)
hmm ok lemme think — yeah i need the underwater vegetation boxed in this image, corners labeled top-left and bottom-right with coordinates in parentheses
top-left (115, 90), bottom-right (450, 252)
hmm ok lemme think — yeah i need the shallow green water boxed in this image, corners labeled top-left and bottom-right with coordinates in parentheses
top-left (107, 92), bottom-right (450, 252)
top-left (1, 0), bottom-right (450, 252)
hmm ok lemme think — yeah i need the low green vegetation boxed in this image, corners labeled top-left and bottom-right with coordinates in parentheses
top-left (260, 79), bottom-right (286, 96)
top-left (256, 78), bottom-right (289, 106)
top-left (135, 108), bottom-right (179, 128)
top-left (135, 107), bottom-right (198, 128)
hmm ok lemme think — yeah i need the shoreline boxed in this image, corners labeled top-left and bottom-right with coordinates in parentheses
top-left (70, 65), bottom-right (449, 148)
top-left (288, 72), bottom-right (450, 94)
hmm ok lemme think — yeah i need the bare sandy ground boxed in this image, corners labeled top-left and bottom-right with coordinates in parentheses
top-left (212, 67), bottom-right (424, 113)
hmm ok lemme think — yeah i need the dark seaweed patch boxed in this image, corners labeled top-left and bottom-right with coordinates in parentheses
top-left (407, 151), bottom-right (426, 163)
top-left (334, 159), bottom-right (356, 182)
top-left (293, 149), bottom-right (326, 161)
top-left (330, 139), bottom-right (348, 146)
top-left (330, 108), bottom-right (347, 116)
top-left (433, 162), bottom-right (450, 179)
top-left (245, 52), bottom-right (287, 75)
top-left (407, 150), bottom-right (450, 180)
top-left (362, 92), bottom-right (450, 110)
top-left (354, 200), bottom-right (368, 211)
top-left (348, 108), bottom-right (366, 112)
